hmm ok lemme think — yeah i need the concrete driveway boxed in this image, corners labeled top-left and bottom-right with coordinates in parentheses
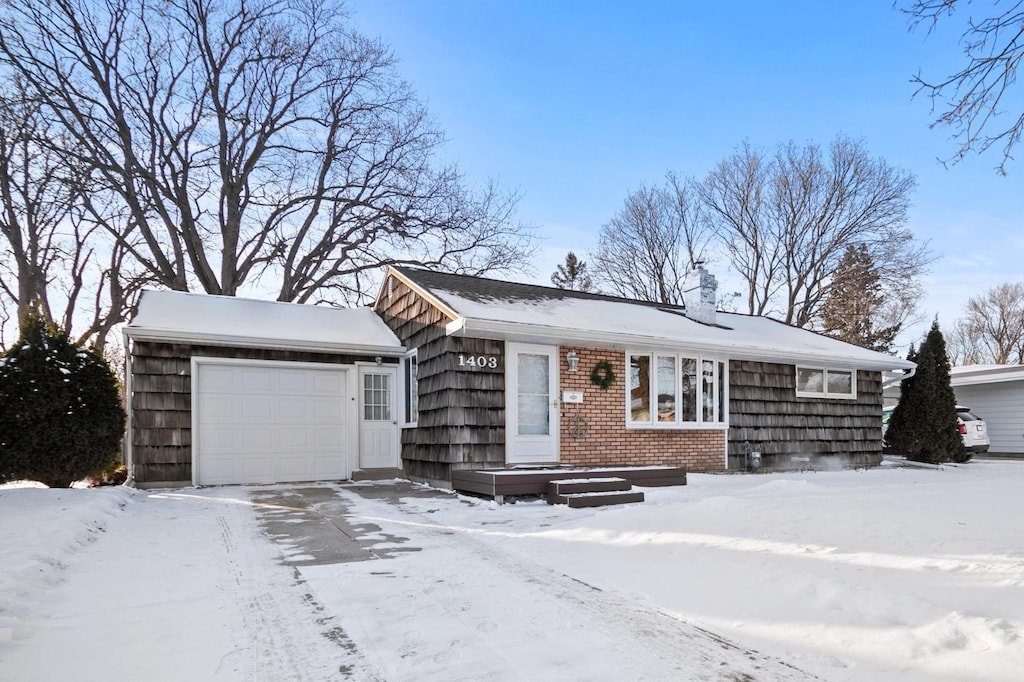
top-left (247, 482), bottom-right (446, 566)
top-left (3, 480), bottom-right (808, 682)
top-left (233, 482), bottom-right (808, 681)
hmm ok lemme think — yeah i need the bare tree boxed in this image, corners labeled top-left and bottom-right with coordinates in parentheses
top-left (702, 136), bottom-right (928, 329)
top-left (949, 282), bottom-right (1024, 364)
top-left (590, 173), bottom-right (711, 304)
top-left (903, 1), bottom-right (1024, 173)
top-left (946, 318), bottom-right (986, 365)
top-left (700, 141), bottom-right (778, 316)
top-left (0, 76), bottom-right (150, 350)
top-left (0, 0), bottom-right (533, 307)
top-left (0, 85), bottom-right (76, 331)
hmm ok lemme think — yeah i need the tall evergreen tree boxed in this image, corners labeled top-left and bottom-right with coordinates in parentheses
top-left (551, 252), bottom-right (593, 292)
top-left (884, 322), bottom-right (964, 464)
top-left (0, 315), bottom-right (125, 486)
top-left (821, 243), bottom-right (900, 352)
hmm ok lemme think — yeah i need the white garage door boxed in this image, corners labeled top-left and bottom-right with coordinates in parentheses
top-left (193, 359), bottom-right (352, 485)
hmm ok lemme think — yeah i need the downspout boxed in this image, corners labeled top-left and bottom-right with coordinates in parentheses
top-left (882, 366), bottom-right (917, 391)
top-left (121, 328), bottom-right (135, 487)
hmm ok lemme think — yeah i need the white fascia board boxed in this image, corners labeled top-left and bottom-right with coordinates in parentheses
top-left (124, 327), bottom-right (406, 356)
top-left (453, 318), bottom-right (914, 372)
top-left (951, 368), bottom-right (1024, 386)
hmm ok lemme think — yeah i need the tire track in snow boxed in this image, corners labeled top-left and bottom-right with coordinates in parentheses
top-left (322, 485), bottom-right (818, 682)
top-left (213, 490), bottom-right (369, 681)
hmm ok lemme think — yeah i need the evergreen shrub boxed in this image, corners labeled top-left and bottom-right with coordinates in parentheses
top-left (0, 316), bottom-right (126, 487)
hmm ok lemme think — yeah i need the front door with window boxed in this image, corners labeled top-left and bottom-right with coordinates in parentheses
top-left (506, 343), bottom-right (559, 464)
top-left (358, 365), bottom-right (400, 469)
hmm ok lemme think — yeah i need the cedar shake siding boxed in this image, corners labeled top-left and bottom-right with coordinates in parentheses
top-left (559, 346), bottom-right (726, 472)
top-left (728, 360), bottom-right (884, 470)
top-left (377, 268), bottom-right (900, 482)
top-left (129, 341), bottom-right (393, 486)
top-left (375, 276), bottom-right (505, 484)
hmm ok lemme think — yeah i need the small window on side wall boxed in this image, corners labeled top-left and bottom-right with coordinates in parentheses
top-left (796, 366), bottom-right (856, 400)
top-left (403, 352), bottom-right (418, 425)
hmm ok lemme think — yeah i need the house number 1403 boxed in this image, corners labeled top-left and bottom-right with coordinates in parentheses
top-left (458, 354), bottom-right (498, 369)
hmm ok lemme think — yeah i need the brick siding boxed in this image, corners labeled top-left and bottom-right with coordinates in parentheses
top-left (558, 346), bottom-right (726, 472)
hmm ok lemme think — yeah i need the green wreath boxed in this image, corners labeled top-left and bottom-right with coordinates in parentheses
top-left (590, 360), bottom-right (616, 390)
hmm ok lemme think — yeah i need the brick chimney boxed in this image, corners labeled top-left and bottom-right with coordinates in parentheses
top-left (682, 263), bottom-right (717, 324)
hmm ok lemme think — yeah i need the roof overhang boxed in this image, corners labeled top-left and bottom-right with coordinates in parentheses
top-left (446, 317), bottom-right (915, 372)
top-left (950, 365), bottom-right (1024, 387)
top-left (124, 326), bottom-right (406, 357)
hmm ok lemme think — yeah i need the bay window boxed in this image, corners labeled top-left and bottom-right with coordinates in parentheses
top-left (629, 352), bottom-right (727, 427)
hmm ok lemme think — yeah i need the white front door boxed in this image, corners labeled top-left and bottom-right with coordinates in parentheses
top-left (506, 343), bottom-right (559, 464)
top-left (358, 365), bottom-right (400, 469)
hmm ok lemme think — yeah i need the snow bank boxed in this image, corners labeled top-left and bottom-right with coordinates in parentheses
top-left (0, 485), bottom-right (135, 644)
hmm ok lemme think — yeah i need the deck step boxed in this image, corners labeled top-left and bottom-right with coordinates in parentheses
top-left (564, 490), bottom-right (646, 508)
top-left (451, 466), bottom-right (685, 503)
top-left (547, 477), bottom-right (631, 504)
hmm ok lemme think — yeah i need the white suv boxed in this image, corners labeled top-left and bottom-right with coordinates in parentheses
top-left (881, 405), bottom-right (990, 460)
top-left (957, 406), bottom-right (990, 455)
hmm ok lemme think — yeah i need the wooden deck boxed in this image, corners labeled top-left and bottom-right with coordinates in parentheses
top-left (451, 466), bottom-right (687, 502)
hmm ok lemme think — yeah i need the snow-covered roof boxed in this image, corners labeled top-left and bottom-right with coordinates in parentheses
top-left (950, 364), bottom-right (1024, 386)
top-left (387, 267), bottom-right (914, 372)
top-left (126, 289), bottom-right (403, 355)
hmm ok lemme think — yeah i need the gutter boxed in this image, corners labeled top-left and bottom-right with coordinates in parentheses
top-left (123, 327), bottom-right (406, 357)
top-left (453, 317), bottom-right (916, 373)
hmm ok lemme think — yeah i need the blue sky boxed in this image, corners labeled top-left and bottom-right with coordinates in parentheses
top-left (349, 0), bottom-right (1024, 351)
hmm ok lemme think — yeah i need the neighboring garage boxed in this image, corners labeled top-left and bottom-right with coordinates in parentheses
top-left (124, 290), bottom-right (405, 488)
top-left (951, 364), bottom-right (1024, 455)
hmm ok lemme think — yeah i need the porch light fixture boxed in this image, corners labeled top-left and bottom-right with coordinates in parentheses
top-left (566, 351), bottom-right (580, 372)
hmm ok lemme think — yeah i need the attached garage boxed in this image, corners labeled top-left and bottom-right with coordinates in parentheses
top-left (124, 290), bottom-right (405, 488)
top-left (193, 359), bottom-right (355, 485)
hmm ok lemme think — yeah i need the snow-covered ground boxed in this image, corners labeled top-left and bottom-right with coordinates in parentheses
top-left (2, 460), bottom-right (1023, 681)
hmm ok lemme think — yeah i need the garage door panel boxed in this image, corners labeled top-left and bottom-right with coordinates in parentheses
top-left (240, 427), bottom-right (278, 451)
top-left (195, 360), bottom-right (351, 485)
top-left (278, 428), bottom-right (311, 450)
top-left (312, 427), bottom-right (345, 448)
top-left (201, 366), bottom-right (237, 392)
top-left (314, 398), bottom-right (346, 422)
top-left (277, 370), bottom-right (311, 393)
top-left (315, 457), bottom-right (345, 477)
top-left (241, 397), bottom-right (275, 420)
top-left (240, 369), bottom-right (274, 392)
top-left (200, 426), bottom-right (241, 454)
top-left (314, 372), bottom-right (345, 393)
top-left (278, 398), bottom-right (308, 421)
top-left (201, 458), bottom-right (235, 482)
top-left (241, 457), bottom-right (275, 481)
top-left (200, 396), bottom-right (238, 421)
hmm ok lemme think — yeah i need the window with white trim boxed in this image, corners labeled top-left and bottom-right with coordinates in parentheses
top-left (403, 351), bottom-right (418, 425)
top-left (795, 366), bottom-right (857, 399)
top-left (628, 352), bottom-right (727, 427)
